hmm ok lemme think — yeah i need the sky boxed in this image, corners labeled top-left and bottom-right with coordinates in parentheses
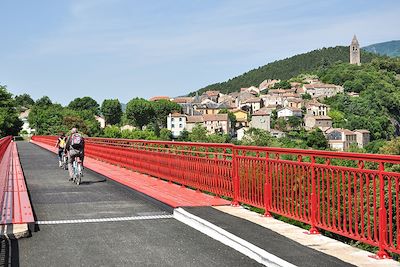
top-left (0, 0), bottom-right (399, 105)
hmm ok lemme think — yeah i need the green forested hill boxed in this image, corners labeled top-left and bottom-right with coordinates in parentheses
top-left (189, 46), bottom-right (380, 96)
top-left (363, 40), bottom-right (400, 57)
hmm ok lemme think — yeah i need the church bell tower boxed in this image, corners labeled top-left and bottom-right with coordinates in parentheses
top-left (350, 35), bottom-right (360, 65)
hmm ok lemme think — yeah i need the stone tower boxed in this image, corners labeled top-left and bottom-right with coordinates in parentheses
top-left (350, 35), bottom-right (360, 65)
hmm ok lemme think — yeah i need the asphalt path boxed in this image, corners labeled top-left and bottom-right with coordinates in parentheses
top-left (14, 142), bottom-right (261, 266)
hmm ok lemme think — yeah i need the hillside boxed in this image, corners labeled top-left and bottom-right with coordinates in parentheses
top-left (363, 40), bottom-right (400, 57)
top-left (189, 46), bottom-right (381, 96)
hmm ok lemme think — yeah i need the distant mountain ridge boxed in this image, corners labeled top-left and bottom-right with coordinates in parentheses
top-left (363, 40), bottom-right (400, 57)
top-left (189, 46), bottom-right (381, 96)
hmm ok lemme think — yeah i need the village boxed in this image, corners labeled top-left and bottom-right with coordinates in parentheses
top-left (155, 75), bottom-right (368, 151)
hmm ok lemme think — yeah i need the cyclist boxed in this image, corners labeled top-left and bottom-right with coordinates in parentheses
top-left (65, 128), bottom-right (85, 180)
top-left (55, 132), bottom-right (67, 167)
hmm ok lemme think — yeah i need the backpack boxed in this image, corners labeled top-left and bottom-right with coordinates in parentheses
top-left (70, 133), bottom-right (83, 149)
top-left (59, 137), bottom-right (66, 148)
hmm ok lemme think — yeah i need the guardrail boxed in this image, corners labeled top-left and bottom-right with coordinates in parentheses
top-left (0, 136), bottom-right (34, 225)
top-left (32, 135), bottom-right (400, 258)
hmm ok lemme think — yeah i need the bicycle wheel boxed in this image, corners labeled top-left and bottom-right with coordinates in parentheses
top-left (76, 162), bottom-right (82, 185)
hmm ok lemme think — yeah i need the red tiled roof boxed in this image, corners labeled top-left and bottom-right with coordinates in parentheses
top-left (203, 114), bottom-right (228, 121)
top-left (205, 90), bottom-right (220, 96)
top-left (171, 113), bottom-right (186, 117)
top-left (149, 96), bottom-right (170, 101)
top-left (172, 97), bottom-right (193, 103)
top-left (187, 116), bottom-right (204, 123)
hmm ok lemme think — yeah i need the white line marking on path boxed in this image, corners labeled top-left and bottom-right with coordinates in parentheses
top-left (174, 208), bottom-right (297, 267)
top-left (37, 214), bottom-right (174, 225)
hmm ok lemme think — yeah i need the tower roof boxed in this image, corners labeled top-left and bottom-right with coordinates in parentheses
top-left (351, 35), bottom-right (359, 46)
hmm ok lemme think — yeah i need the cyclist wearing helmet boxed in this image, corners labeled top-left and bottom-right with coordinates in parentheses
top-left (65, 128), bottom-right (85, 180)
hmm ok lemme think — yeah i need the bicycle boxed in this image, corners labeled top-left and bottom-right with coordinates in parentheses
top-left (72, 157), bottom-right (83, 185)
top-left (61, 151), bottom-right (68, 170)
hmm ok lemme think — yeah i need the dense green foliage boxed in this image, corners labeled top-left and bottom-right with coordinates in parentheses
top-left (0, 85), bottom-right (22, 137)
top-left (29, 97), bottom-right (101, 136)
top-left (321, 58), bottom-right (400, 140)
top-left (151, 99), bottom-right (182, 127)
top-left (68, 97), bottom-right (100, 115)
top-left (101, 99), bottom-right (122, 125)
top-left (125, 98), bottom-right (155, 129)
top-left (14, 93), bottom-right (34, 109)
top-left (363, 40), bottom-right (400, 57)
top-left (190, 46), bottom-right (380, 96)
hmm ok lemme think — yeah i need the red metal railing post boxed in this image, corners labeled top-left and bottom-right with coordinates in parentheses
top-left (309, 155), bottom-right (320, 234)
top-left (264, 152), bottom-right (272, 217)
top-left (371, 162), bottom-right (391, 259)
top-left (231, 147), bottom-right (239, 206)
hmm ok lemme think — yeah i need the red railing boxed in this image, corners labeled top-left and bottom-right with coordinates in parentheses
top-left (32, 135), bottom-right (400, 258)
top-left (0, 136), bottom-right (12, 162)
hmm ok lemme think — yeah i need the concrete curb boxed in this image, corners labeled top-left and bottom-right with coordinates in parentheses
top-left (173, 207), bottom-right (297, 267)
top-left (0, 224), bottom-right (30, 239)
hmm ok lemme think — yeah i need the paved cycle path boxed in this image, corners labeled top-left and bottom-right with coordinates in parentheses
top-left (14, 142), bottom-right (261, 266)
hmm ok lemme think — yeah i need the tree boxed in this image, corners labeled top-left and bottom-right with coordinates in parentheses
top-left (14, 94), bottom-right (34, 108)
top-left (189, 124), bottom-right (208, 142)
top-left (28, 104), bottom-right (65, 135)
top-left (306, 128), bottom-right (328, 150)
top-left (101, 99), bottom-right (122, 125)
top-left (159, 128), bottom-right (172, 141)
top-left (125, 98), bottom-right (155, 129)
top-left (0, 85), bottom-right (23, 137)
top-left (151, 100), bottom-right (182, 127)
top-left (177, 129), bottom-right (189, 141)
top-left (103, 126), bottom-right (121, 138)
top-left (241, 128), bottom-right (281, 147)
top-left (218, 109), bottom-right (237, 127)
top-left (35, 96), bottom-right (52, 107)
top-left (272, 80), bottom-right (291, 89)
top-left (68, 97), bottom-right (100, 115)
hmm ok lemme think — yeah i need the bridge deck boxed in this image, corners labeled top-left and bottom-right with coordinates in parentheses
top-left (11, 141), bottom-right (395, 266)
top-left (31, 140), bottom-right (230, 208)
top-left (14, 142), bottom-right (260, 266)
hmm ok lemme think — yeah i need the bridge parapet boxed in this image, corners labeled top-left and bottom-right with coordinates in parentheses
top-left (0, 137), bottom-right (34, 227)
top-left (32, 135), bottom-right (400, 258)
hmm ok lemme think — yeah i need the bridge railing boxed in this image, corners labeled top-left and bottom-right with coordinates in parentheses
top-left (31, 135), bottom-right (400, 258)
top-left (0, 136), bottom-right (12, 162)
top-left (0, 136), bottom-right (12, 209)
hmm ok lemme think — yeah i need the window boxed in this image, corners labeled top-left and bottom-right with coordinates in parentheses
top-left (179, 124), bottom-right (182, 128)
top-left (179, 118), bottom-right (182, 122)
top-left (172, 124), bottom-right (175, 128)
top-left (171, 118), bottom-right (175, 122)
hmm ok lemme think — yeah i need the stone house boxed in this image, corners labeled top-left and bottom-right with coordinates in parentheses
top-left (354, 129), bottom-right (370, 148)
top-left (185, 114), bottom-right (230, 135)
top-left (203, 114), bottom-right (230, 134)
top-left (250, 108), bottom-right (271, 131)
top-left (303, 83), bottom-right (344, 98)
top-left (304, 115), bottom-right (332, 131)
top-left (325, 128), bottom-right (357, 151)
top-left (277, 107), bottom-right (302, 119)
top-left (241, 97), bottom-right (263, 113)
top-left (186, 115), bottom-right (204, 133)
top-left (205, 90), bottom-right (220, 102)
top-left (284, 98), bottom-right (303, 109)
top-left (262, 95), bottom-right (283, 107)
top-left (306, 99), bottom-right (329, 116)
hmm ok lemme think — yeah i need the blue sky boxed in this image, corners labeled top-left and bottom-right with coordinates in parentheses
top-left (0, 0), bottom-right (399, 105)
